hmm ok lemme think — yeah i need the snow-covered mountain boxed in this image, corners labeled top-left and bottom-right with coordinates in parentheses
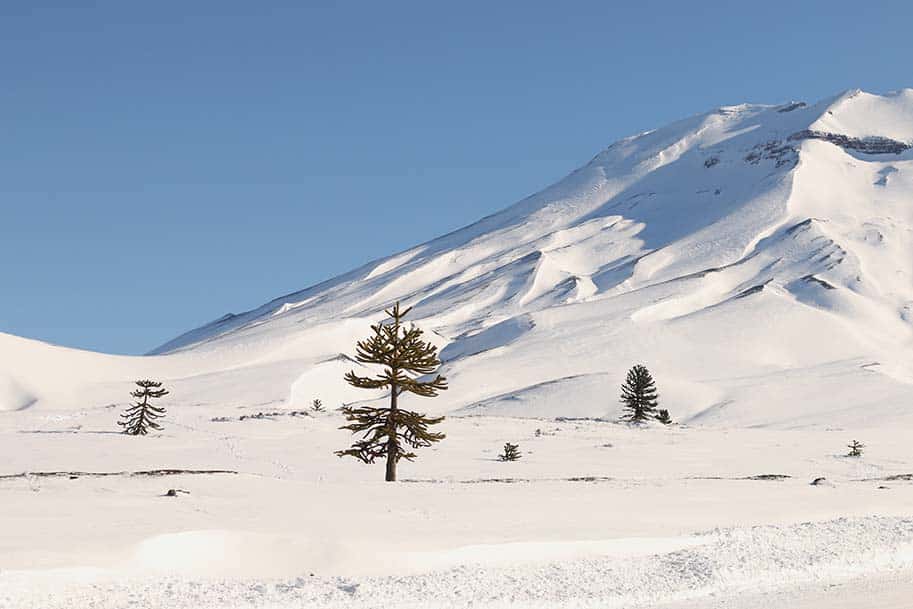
top-left (3, 88), bottom-right (913, 427)
top-left (5, 88), bottom-right (913, 609)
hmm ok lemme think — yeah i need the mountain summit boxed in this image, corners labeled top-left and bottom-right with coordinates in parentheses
top-left (4, 89), bottom-right (913, 425)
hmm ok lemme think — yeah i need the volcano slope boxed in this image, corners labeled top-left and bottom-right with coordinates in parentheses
top-left (1, 88), bottom-right (913, 609)
top-left (149, 87), bottom-right (913, 427)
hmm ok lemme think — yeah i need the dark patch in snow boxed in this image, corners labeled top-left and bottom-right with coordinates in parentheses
top-left (875, 166), bottom-right (898, 186)
top-left (801, 275), bottom-right (837, 290)
top-left (734, 283), bottom-right (768, 299)
top-left (786, 218), bottom-right (815, 235)
top-left (744, 140), bottom-right (798, 168)
top-left (0, 469), bottom-right (237, 480)
top-left (777, 101), bottom-right (807, 113)
top-left (789, 130), bottom-right (911, 154)
top-left (874, 473), bottom-right (913, 481)
top-left (688, 474), bottom-right (791, 481)
top-left (212, 410), bottom-right (311, 422)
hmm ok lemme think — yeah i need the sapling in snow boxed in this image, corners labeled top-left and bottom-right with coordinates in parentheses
top-left (498, 442), bottom-right (521, 462)
top-left (847, 440), bottom-right (864, 457)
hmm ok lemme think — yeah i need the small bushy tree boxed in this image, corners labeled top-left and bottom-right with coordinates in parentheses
top-left (498, 442), bottom-right (521, 461)
top-left (312, 398), bottom-right (324, 412)
top-left (656, 409), bottom-right (672, 425)
top-left (118, 380), bottom-right (168, 435)
top-left (847, 440), bottom-right (864, 457)
top-left (336, 302), bottom-right (447, 481)
top-left (620, 364), bottom-right (659, 423)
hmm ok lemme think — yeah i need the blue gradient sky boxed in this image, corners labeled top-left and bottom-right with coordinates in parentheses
top-left (2, 1), bottom-right (911, 354)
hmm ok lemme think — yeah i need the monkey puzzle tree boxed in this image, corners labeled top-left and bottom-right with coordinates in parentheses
top-left (847, 440), bottom-right (864, 457)
top-left (119, 379), bottom-right (169, 435)
top-left (336, 302), bottom-right (448, 481)
top-left (619, 364), bottom-right (659, 423)
top-left (498, 442), bottom-right (522, 462)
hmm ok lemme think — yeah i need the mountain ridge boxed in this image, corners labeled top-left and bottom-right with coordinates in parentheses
top-left (153, 88), bottom-right (913, 353)
top-left (3, 88), bottom-right (912, 427)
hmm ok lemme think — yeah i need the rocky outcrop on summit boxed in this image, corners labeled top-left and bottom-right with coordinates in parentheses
top-left (789, 130), bottom-right (911, 155)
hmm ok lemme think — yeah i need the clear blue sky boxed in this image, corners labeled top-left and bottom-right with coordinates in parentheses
top-left (2, 1), bottom-right (911, 354)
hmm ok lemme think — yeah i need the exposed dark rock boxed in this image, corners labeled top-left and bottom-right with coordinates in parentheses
top-left (212, 410), bottom-right (311, 422)
top-left (734, 281), bottom-right (771, 299)
top-left (686, 474), bottom-right (791, 481)
top-left (704, 156), bottom-right (720, 168)
top-left (789, 130), bottom-right (911, 154)
top-left (777, 102), bottom-right (807, 113)
top-left (0, 469), bottom-right (237, 480)
top-left (786, 218), bottom-right (816, 235)
top-left (801, 275), bottom-right (837, 290)
top-left (810, 477), bottom-right (829, 486)
top-left (884, 473), bottom-right (913, 481)
top-left (744, 140), bottom-right (798, 168)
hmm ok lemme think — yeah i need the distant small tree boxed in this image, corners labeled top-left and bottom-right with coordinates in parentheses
top-left (620, 364), bottom-right (659, 423)
top-left (656, 409), bottom-right (672, 425)
top-left (847, 440), bottom-right (864, 457)
top-left (498, 442), bottom-right (521, 461)
top-left (311, 398), bottom-right (324, 412)
top-left (336, 302), bottom-right (447, 481)
top-left (118, 380), bottom-right (168, 435)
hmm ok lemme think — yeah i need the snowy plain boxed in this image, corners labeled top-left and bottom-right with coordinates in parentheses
top-left (2, 88), bottom-right (913, 608)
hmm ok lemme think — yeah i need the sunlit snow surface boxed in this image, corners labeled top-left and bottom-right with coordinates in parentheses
top-left (2, 88), bottom-right (913, 608)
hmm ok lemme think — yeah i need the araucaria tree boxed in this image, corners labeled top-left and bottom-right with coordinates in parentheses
top-left (119, 380), bottom-right (169, 435)
top-left (336, 302), bottom-right (448, 481)
top-left (498, 442), bottom-right (521, 462)
top-left (620, 364), bottom-right (659, 423)
top-left (847, 440), bottom-right (864, 457)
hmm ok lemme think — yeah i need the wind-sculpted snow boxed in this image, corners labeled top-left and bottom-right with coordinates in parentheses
top-left (0, 374), bottom-right (35, 411)
top-left (5, 517), bottom-right (913, 609)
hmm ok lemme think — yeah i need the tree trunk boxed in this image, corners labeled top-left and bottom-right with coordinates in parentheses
top-left (385, 384), bottom-right (398, 482)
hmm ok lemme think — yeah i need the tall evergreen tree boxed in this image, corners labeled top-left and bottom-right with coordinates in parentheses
top-left (119, 380), bottom-right (169, 435)
top-left (336, 302), bottom-right (447, 481)
top-left (619, 364), bottom-right (659, 423)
